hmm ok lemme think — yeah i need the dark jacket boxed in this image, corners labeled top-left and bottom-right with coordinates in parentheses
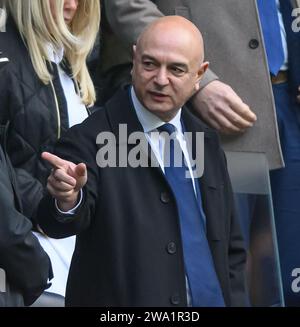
top-left (0, 119), bottom-right (52, 306)
top-left (38, 89), bottom-right (247, 307)
top-left (0, 16), bottom-right (88, 220)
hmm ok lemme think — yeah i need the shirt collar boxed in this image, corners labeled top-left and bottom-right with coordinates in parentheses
top-left (130, 86), bottom-right (183, 134)
top-left (45, 43), bottom-right (64, 64)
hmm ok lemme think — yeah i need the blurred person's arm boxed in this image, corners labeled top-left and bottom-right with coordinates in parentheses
top-left (104, 0), bottom-right (256, 134)
top-left (190, 81), bottom-right (256, 134)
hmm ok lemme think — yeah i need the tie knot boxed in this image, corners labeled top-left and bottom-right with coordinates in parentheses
top-left (158, 123), bottom-right (176, 135)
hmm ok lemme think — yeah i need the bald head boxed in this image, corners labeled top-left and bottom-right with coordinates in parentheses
top-left (136, 16), bottom-right (205, 65)
top-left (132, 15), bottom-right (209, 122)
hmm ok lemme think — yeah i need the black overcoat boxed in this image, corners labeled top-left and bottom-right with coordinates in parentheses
top-left (38, 89), bottom-right (247, 307)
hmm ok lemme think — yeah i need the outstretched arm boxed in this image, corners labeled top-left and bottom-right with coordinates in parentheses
top-left (37, 122), bottom-right (99, 239)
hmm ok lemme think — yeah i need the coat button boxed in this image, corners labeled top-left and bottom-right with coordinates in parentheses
top-left (170, 294), bottom-right (180, 305)
top-left (160, 191), bottom-right (171, 204)
top-left (249, 39), bottom-right (259, 49)
top-left (166, 242), bottom-right (177, 255)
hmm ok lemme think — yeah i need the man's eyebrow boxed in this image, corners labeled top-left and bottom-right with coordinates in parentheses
top-left (141, 54), bottom-right (157, 61)
top-left (169, 62), bottom-right (188, 70)
top-left (141, 54), bottom-right (188, 69)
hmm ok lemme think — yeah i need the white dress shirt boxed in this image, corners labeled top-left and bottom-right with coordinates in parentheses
top-left (46, 44), bottom-right (88, 127)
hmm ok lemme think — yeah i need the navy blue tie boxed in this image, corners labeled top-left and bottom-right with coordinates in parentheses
top-left (257, 0), bottom-right (285, 75)
top-left (158, 123), bottom-right (225, 307)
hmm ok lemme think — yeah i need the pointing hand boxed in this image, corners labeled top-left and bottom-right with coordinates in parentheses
top-left (42, 152), bottom-right (87, 211)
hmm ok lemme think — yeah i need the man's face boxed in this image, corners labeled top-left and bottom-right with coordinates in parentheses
top-left (132, 29), bottom-right (207, 121)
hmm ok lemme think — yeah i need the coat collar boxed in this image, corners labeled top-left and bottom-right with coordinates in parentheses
top-left (104, 87), bottom-right (220, 186)
top-left (105, 87), bottom-right (216, 143)
top-left (105, 87), bottom-right (144, 143)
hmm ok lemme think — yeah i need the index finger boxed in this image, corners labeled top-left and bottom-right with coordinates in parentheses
top-left (42, 152), bottom-right (68, 169)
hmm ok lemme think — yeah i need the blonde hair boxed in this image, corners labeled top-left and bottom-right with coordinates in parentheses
top-left (6, 0), bottom-right (100, 106)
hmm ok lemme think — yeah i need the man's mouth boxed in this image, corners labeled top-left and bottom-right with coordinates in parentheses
top-left (149, 91), bottom-right (169, 101)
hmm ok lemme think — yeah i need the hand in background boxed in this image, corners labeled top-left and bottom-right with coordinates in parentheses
top-left (42, 152), bottom-right (87, 212)
top-left (191, 80), bottom-right (257, 134)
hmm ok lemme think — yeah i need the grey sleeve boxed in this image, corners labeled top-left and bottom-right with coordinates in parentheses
top-left (200, 68), bottom-right (219, 90)
top-left (104, 0), bottom-right (163, 44)
top-left (104, 0), bottom-right (218, 86)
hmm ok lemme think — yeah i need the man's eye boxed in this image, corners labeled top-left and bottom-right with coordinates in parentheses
top-left (171, 67), bottom-right (185, 75)
top-left (143, 61), bottom-right (156, 69)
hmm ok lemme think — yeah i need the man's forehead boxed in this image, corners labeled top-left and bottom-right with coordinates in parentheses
top-left (137, 28), bottom-right (202, 62)
top-left (140, 51), bottom-right (190, 66)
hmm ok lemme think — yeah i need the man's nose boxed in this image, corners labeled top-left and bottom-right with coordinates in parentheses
top-left (154, 67), bottom-right (169, 87)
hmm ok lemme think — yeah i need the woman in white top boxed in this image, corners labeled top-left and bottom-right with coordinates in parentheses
top-left (0, 0), bottom-right (100, 304)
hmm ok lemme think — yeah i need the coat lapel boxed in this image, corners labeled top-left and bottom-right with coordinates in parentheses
top-left (104, 88), bottom-right (161, 169)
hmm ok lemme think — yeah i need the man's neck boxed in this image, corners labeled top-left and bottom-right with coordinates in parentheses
top-left (130, 86), bottom-right (182, 133)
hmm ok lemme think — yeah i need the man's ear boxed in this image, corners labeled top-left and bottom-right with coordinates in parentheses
top-left (131, 45), bottom-right (137, 76)
top-left (132, 45), bottom-right (137, 58)
top-left (195, 61), bottom-right (209, 91)
top-left (0, 8), bottom-right (7, 32)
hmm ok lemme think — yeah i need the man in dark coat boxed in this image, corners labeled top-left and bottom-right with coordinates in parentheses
top-left (38, 17), bottom-right (247, 307)
top-left (100, 0), bottom-right (300, 306)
